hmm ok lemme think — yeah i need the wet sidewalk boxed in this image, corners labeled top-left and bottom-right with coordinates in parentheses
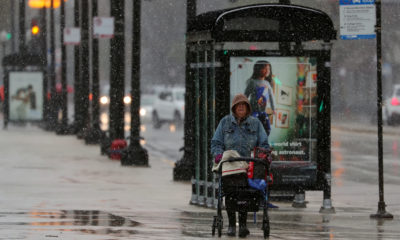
top-left (0, 122), bottom-right (400, 239)
top-left (0, 124), bottom-right (203, 239)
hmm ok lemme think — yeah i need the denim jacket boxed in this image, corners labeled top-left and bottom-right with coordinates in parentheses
top-left (211, 114), bottom-right (270, 158)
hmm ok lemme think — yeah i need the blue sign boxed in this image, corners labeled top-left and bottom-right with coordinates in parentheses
top-left (340, 0), bottom-right (375, 5)
top-left (340, 0), bottom-right (376, 40)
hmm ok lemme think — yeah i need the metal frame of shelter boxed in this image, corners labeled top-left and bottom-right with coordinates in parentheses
top-left (174, 3), bottom-right (336, 211)
top-left (2, 52), bottom-right (46, 128)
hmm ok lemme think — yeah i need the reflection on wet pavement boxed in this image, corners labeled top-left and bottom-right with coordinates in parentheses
top-left (332, 140), bottom-right (345, 187)
top-left (0, 210), bottom-right (139, 238)
top-left (1, 207), bottom-right (400, 239)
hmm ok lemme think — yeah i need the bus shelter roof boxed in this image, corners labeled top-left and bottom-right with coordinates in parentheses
top-left (187, 4), bottom-right (336, 43)
top-left (2, 52), bottom-right (45, 67)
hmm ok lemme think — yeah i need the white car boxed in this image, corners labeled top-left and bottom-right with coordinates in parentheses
top-left (152, 87), bottom-right (185, 128)
top-left (383, 84), bottom-right (400, 125)
top-left (139, 94), bottom-right (156, 122)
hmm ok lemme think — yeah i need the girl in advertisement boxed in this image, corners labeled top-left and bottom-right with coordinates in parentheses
top-left (244, 60), bottom-right (275, 135)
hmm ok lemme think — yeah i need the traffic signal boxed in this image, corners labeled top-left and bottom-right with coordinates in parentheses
top-left (29, 18), bottom-right (44, 55)
top-left (31, 19), bottom-right (40, 35)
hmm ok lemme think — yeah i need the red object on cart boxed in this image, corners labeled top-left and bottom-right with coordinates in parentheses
top-left (247, 147), bottom-right (273, 184)
top-left (110, 139), bottom-right (127, 160)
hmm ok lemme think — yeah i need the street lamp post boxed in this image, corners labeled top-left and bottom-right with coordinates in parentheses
top-left (109, 0), bottom-right (125, 141)
top-left (48, 0), bottom-right (57, 130)
top-left (173, 0), bottom-right (197, 180)
top-left (370, 0), bottom-right (393, 220)
top-left (19, 0), bottom-right (25, 52)
top-left (121, 0), bottom-right (149, 166)
top-left (72, 0), bottom-right (81, 134)
top-left (76, 0), bottom-right (90, 138)
top-left (55, 0), bottom-right (69, 134)
top-left (40, 6), bottom-right (49, 130)
top-left (84, 0), bottom-right (103, 144)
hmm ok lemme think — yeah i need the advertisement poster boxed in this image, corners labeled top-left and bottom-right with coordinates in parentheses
top-left (9, 72), bottom-right (43, 121)
top-left (230, 56), bottom-right (318, 162)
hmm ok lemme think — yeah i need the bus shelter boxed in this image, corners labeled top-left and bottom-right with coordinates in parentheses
top-left (2, 52), bottom-right (46, 128)
top-left (175, 3), bottom-right (336, 211)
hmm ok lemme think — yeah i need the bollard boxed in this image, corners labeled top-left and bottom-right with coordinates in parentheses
top-left (206, 181), bottom-right (214, 208)
top-left (190, 178), bottom-right (198, 205)
top-left (198, 180), bottom-right (205, 206)
top-left (292, 190), bottom-right (307, 208)
top-left (320, 173), bottom-right (335, 213)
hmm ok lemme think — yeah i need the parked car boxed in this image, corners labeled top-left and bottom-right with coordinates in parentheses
top-left (383, 84), bottom-right (400, 125)
top-left (152, 87), bottom-right (185, 129)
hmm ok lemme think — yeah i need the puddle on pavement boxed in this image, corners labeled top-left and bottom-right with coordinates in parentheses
top-left (0, 210), bottom-right (139, 237)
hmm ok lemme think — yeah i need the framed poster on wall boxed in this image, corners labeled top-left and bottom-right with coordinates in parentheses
top-left (275, 109), bottom-right (289, 128)
top-left (277, 84), bottom-right (292, 106)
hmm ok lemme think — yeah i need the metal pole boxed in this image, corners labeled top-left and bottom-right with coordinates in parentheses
top-left (56, 0), bottom-right (69, 134)
top-left (10, 0), bottom-right (16, 53)
top-left (319, 42), bottom-right (335, 214)
top-left (73, 0), bottom-right (81, 134)
top-left (187, 0), bottom-right (196, 25)
top-left (210, 46), bottom-right (217, 208)
top-left (1, 41), bottom-right (7, 128)
top-left (279, 0), bottom-right (290, 53)
top-left (202, 50), bottom-right (208, 206)
top-left (84, 0), bottom-right (102, 143)
top-left (3, 67), bottom-right (8, 129)
top-left (18, 0), bottom-right (25, 52)
top-left (48, 0), bottom-right (57, 130)
top-left (76, 0), bottom-right (90, 138)
top-left (173, 0), bottom-right (197, 180)
top-left (40, 7), bottom-right (49, 130)
top-left (109, 0), bottom-right (125, 141)
top-left (195, 49), bottom-right (200, 204)
top-left (370, 0), bottom-right (393, 220)
top-left (91, 0), bottom-right (100, 133)
top-left (121, 0), bottom-right (149, 166)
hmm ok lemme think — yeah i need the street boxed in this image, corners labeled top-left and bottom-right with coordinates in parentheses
top-left (0, 117), bottom-right (400, 239)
